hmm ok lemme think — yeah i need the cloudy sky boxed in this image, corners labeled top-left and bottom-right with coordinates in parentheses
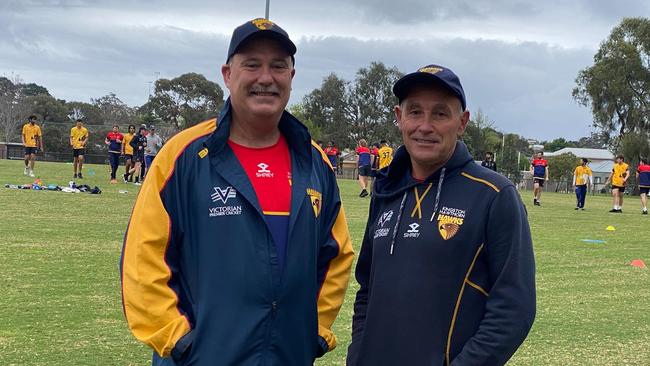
top-left (2, 0), bottom-right (649, 140)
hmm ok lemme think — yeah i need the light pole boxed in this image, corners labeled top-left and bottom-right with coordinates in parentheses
top-left (265, 0), bottom-right (270, 19)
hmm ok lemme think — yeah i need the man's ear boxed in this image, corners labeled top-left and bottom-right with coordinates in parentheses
top-left (457, 110), bottom-right (470, 137)
top-left (221, 63), bottom-right (232, 89)
top-left (394, 105), bottom-right (403, 132)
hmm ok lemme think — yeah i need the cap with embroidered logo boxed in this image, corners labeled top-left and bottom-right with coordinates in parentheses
top-left (226, 18), bottom-right (296, 63)
top-left (393, 64), bottom-right (466, 111)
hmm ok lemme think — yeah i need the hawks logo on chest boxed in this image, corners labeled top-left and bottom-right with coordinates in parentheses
top-left (437, 206), bottom-right (465, 240)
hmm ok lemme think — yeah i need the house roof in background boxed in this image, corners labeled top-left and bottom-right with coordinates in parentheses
top-left (545, 148), bottom-right (613, 160)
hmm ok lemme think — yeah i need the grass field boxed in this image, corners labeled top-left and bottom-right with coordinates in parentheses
top-left (1, 159), bottom-right (649, 365)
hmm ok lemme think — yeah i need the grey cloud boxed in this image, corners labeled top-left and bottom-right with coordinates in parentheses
top-left (349, 0), bottom-right (540, 23)
top-left (296, 36), bottom-right (595, 140)
top-left (1, 16), bottom-right (229, 104)
top-left (343, 0), bottom-right (649, 26)
top-left (1, 19), bottom-right (597, 140)
top-left (581, 0), bottom-right (650, 22)
top-left (2, 0), bottom-right (636, 141)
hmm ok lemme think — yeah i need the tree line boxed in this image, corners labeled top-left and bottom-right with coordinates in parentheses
top-left (0, 73), bottom-right (223, 159)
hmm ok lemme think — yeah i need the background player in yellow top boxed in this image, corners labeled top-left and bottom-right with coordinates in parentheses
top-left (21, 115), bottom-right (43, 178)
top-left (605, 155), bottom-right (629, 213)
top-left (377, 139), bottom-right (393, 169)
top-left (121, 124), bottom-right (136, 182)
top-left (70, 119), bottom-right (89, 179)
top-left (572, 158), bottom-right (593, 210)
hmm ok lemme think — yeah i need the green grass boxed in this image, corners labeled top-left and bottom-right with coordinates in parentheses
top-left (0, 159), bottom-right (648, 365)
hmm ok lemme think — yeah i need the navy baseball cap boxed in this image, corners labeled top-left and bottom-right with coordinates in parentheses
top-left (393, 64), bottom-right (466, 111)
top-left (226, 18), bottom-right (296, 63)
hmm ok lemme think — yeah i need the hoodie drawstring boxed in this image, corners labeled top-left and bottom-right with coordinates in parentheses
top-left (388, 167), bottom-right (447, 255)
top-left (430, 167), bottom-right (447, 222)
top-left (389, 191), bottom-right (408, 255)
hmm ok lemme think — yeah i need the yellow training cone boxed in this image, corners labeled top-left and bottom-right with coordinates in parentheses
top-left (606, 226), bottom-right (616, 231)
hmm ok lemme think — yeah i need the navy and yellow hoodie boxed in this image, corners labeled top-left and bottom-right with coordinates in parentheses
top-left (120, 101), bottom-right (354, 365)
top-left (347, 141), bottom-right (535, 366)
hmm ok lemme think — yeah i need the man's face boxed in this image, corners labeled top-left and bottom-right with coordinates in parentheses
top-left (112, 126), bottom-right (119, 133)
top-left (395, 86), bottom-right (469, 175)
top-left (76, 121), bottom-right (82, 128)
top-left (29, 118), bottom-right (36, 125)
top-left (615, 157), bottom-right (622, 164)
top-left (129, 126), bottom-right (135, 134)
top-left (222, 36), bottom-right (295, 121)
top-left (536, 152), bottom-right (543, 159)
top-left (485, 153), bottom-right (492, 160)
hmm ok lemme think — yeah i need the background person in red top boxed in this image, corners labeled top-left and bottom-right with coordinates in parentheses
top-left (637, 157), bottom-right (650, 214)
top-left (530, 151), bottom-right (549, 206)
top-left (356, 139), bottom-right (373, 197)
top-left (105, 125), bottom-right (123, 184)
top-left (324, 141), bottom-right (339, 173)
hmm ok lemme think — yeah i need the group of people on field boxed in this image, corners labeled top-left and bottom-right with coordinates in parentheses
top-left (21, 117), bottom-right (163, 185)
top-left (354, 139), bottom-right (394, 197)
top-left (529, 151), bottom-right (649, 214)
top-left (120, 18), bottom-right (536, 366)
top-left (102, 123), bottom-right (162, 184)
top-left (319, 139), bottom-right (396, 198)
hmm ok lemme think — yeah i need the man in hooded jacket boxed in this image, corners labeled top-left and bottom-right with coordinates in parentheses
top-left (347, 64), bottom-right (536, 366)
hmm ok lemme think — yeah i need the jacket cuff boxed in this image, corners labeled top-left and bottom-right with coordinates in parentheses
top-left (170, 330), bottom-right (194, 362)
top-left (316, 335), bottom-right (329, 358)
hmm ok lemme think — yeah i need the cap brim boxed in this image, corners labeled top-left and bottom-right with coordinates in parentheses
top-left (393, 73), bottom-right (458, 104)
top-left (230, 31), bottom-right (296, 61)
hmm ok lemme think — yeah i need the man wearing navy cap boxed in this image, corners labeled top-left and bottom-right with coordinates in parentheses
top-left (348, 65), bottom-right (536, 366)
top-left (121, 18), bottom-right (353, 365)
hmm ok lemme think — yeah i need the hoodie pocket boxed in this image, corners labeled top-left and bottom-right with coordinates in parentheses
top-left (314, 335), bottom-right (329, 359)
top-left (170, 330), bottom-right (194, 365)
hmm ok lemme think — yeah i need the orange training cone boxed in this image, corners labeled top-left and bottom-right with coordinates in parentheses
top-left (631, 260), bottom-right (646, 269)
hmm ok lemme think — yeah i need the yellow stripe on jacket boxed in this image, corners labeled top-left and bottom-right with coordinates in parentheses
top-left (317, 205), bottom-right (354, 350)
top-left (121, 119), bottom-right (216, 357)
top-left (312, 140), bottom-right (334, 171)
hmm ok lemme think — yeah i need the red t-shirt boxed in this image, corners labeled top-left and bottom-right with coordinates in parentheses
top-left (324, 146), bottom-right (338, 167)
top-left (532, 158), bottom-right (547, 177)
top-left (228, 135), bottom-right (292, 271)
top-left (106, 132), bottom-right (124, 153)
top-left (324, 147), bottom-right (338, 156)
top-left (638, 164), bottom-right (650, 187)
top-left (356, 146), bottom-right (371, 167)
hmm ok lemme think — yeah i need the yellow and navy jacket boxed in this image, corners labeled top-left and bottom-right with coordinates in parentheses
top-left (347, 141), bottom-right (536, 366)
top-left (120, 101), bottom-right (354, 366)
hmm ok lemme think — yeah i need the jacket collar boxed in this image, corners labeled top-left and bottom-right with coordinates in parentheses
top-left (204, 99), bottom-right (314, 229)
top-left (205, 98), bottom-right (311, 158)
top-left (374, 140), bottom-right (473, 197)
